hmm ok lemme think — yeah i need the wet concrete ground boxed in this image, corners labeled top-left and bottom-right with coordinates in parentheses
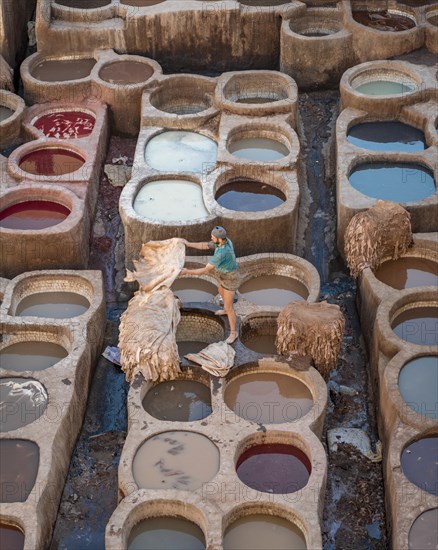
top-left (49, 91), bottom-right (389, 548)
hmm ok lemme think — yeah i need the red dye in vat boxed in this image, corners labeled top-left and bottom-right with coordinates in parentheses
top-left (34, 111), bottom-right (95, 139)
top-left (19, 148), bottom-right (85, 176)
top-left (0, 201), bottom-right (70, 230)
top-left (236, 443), bottom-right (311, 494)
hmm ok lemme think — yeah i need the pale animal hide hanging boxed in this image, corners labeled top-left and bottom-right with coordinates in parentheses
top-left (276, 301), bottom-right (345, 380)
top-left (185, 342), bottom-right (235, 377)
top-left (344, 201), bottom-right (412, 278)
top-left (119, 238), bottom-right (185, 383)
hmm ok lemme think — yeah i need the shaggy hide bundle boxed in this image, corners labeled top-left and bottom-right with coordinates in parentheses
top-left (185, 341), bottom-right (235, 377)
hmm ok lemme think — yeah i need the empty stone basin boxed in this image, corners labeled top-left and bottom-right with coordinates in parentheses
top-left (31, 58), bottom-right (96, 82)
top-left (128, 517), bottom-right (205, 550)
top-left (373, 257), bottom-right (438, 289)
top-left (142, 380), bottom-right (212, 421)
top-left (391, 306), bottom-right (438, 346)
top-left (132, 431), bottom-right (219, 491)
top-left (0, 439), bottom-right (39, 502)
top-left (14, 292), bottom-right (90, 318)
top-left (0, 378), bottom-right (48, 432)
top-left (409, 509), bottom-right (438, 550)
top-left (401, 436), bottom-right (437, 496)
top-left (55, 0), bottom-right (110, 7)
top-left (228, 138), bottom-right (289, 162)
top-left (19, 148), bottom-right (85, 176)
top-left (289, 14), bottom-right (342, 37)
top-left (0, 341), bottom-right (68, 372)
top-left (349, 163), bottom-right (435, 202)
top-left (398, 356), bottom-right (438, 419)
top-left (0, 106), bottom-right (14, 122)
top-left (0, 201), bottom-right (71, 230)
top-left (0, 523), bottom-right (25, 550)
top-left (239, 275), bottom-right (308, 307)
top-left (216, 180), bottom-right (286, 212)
top-left (171, 278), bottom-right (217, 303)
top-left (34, 111), bottom-right (95, 139)
top-left (353, 10), bottom-right (416, 32)
top-left (225, 372), bottom-right (313, 423)
top-left (240, 316), bottom-right (277, 355)
top-left (347, 121), bottom-right (426, 152)
top-left (221, 73), bottom-right (290, 104)
top-left (150, 77), bottom-right (213, 114)
top-left (224, 514), bottom-right (306, 550)
top-left (99, 61), bottom-right (154, 85)
top-left (144, 131), bottom-right (217, 173)
top-left (134, 180), bottom-right (208, 222)
top-left (236, 443), bottom-right (311, 494)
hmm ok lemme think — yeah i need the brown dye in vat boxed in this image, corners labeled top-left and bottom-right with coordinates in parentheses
top-left (0, 201), bottom-right (70, 230)
top-left (31, 58), bottom-right (96, 82)
top-left (15, 292), bottom-right (90, 318)
top-left (0, 106), bottom-right (13, 122)
top-left (178, 341), bottom-right (207, 358)
top-left (56, 0), bottom-right (110, 7)
top-left (99, 61), bottom-right (153, 85)
top-left (121, 0), bottom-right (166, 6)
top-left (0, 440), bottom-right (39, 502)
top-left (401, 436), bottom-right (438, 496)
top-left (0, 378), bottom-right (48, 432)
top-left (171, 278), bottom-right (217, 302)
top-left (19, 148), bottom-right (85, 176)
top-left (0, 524), bottom-right (25, 550)
top-left (239, 275), bottom-right (308, 307)
top-left (408, 508), bottom-right (438, 550)
top-left (0, 341), bottom-right (68, 372)
top-left (236, 443), bottom-right (311, 494)
top-left (242, 333), bottom-right (277, 355)
top-left (225, 372), bottom-right (313, 423)
top-left (223, 514), bottom-right (307, 550)
top-left (392, 307), bottom-right (438, 346)
top-left (127, 517), bottom-right (205, 550)
top-left (236, 97), bottom-right (278, 104)
top-left (142, 380), bottom-right (212, 421)
top-left (353, 11), bottom-right (416, 31)
top-left (374, 257), bottom-right (438, 290)
top-left (132, 431), bottom-right (219, 491)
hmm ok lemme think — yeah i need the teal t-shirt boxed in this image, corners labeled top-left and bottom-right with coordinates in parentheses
top-left (208, 239), bottom-right (238, 273)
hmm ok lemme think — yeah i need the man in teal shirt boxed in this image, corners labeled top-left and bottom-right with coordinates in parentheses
top-left (180, 226), bottom-right (240, 344)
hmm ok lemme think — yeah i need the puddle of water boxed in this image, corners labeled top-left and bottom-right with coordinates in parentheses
top-left (239, 275), bottom-right (308, 307)
top-left (0, 201), bottom-right (70, 230)
top-left (391, 307), bottom-right (438, 346)
top-left (373, 257), bottom-right (438, 290)
top-left (0, 341), bottom-right (68, 372)
top-left (0, 439), bottom-right (39, 503)
top-left (347, 121), bottom-right (426, 152)
top-left (32, 59), bottom-right (96, 82)
top-left (15, 292), bottom-right (90, 318)
top-left (401, 436), bottom-right (438, 496)
top-left (128, 517), bottom-right (205, 550)
top-left (398, 356), bottom-right (438, 419)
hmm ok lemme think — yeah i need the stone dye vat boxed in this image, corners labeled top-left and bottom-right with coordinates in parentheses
top-left (0, 522), bottom-right (25, 550)
top-left (408, 508), bottom-right (438, 550)
top-left (127, 517), bottom-right (206, 550)
top-left (0, 201), bottom-right (71, 230)
top-left (14, 291), bottom-right (90, 319)
top-left (239, 275), bottom-right (308, 308)
top-left (176, 311), bottom-right (225, 362)
top-left (0, 270), bottom-right (105, 548)
top-left (0, 91), bottom-right (26, 151)
top-left (171, 277), bottom-right (218, 304)
top-left (401, 436), bottom-right (438, 496)
top-left (373, 257), bottom-right (438, 290)
top-left (347, 121), bottom-right (426, 152)
top-left (18, 148), bottom-right (86, 177)
top-left (31, 58), bottom-right (97, 82)
top-left (398, 356), bottom-right (438, 420)
top-left (33, 111), bottom-right (96, 139)
top-left (228, 137), bottom-right (290, 163)
top-left (215, 180), bottom-right (286, 212)
top-left (391, 306), bottom-right (438, 346)
top-left (239, 315), bottom-right (278, 355)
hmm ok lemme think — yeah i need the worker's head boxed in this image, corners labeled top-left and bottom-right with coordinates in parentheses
top-left (211, 226), bottom-right (227, 244)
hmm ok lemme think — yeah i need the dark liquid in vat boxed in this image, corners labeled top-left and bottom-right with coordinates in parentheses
top-left (19, 148), bottom-right (85, 176)
top-left (239, 275), bottom-right (308, 307)
top-left (178, 341), bottom-right (207, 358)
top-left (55, 0), bottom-right (110, 7)
top-left (353, 10), bottom-right (416, 31)
top-left (0, 341), bottom-right (68, 372)
top-left (242, 333), bottom-right (277, 354)
top-left (216, 180), bottom-right (285, 212)
top-left (0, 106), bottom-right (13, 122)
top-left (0, 378), bottom-right (48, 432)
top-left (0, 524), bottom-right (25, 550)
top-left (408, 508), bottom-right (438, 550)
top-left (99, 61), bottom-right (154, 85)
top-left (128, 517), bottom-right (205, 550)
top-left (0, 440), bottom-right (39, 503)
top-left (32, 58), bottom-right (96, 82)
top-left (171, 278), bottom-right (217, 302)
top-left (392, 307), bottom-right (438, 346)
top-left (374, 257), bottom-right (438, 289)
top-left (0, 201), bottom-right (70, 230)
top-left (347, 121), bottom-right (426, 152)
top-left (401, 436), bottom-right (438, 496)
top-left (15, 292), bottom-right (90, 318)
top-left (398, 356), bottom-right (438, 419)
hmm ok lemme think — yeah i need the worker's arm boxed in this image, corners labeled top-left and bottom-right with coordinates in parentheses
top-left (181, 239), bottom-right (210, 251)
top-left (181, 263), bottom-right (215, 276)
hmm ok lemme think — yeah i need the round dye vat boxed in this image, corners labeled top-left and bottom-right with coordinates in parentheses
top-left (398, 356), bottom-right (438, 419)
top-left (408, 509), bottom-right (438, 550)
top-left (132, 431), bottom-right (219, 491)
top-left (15, 292), bottom-right (90, 319)
top-left (242, 332), bottom-right (277, 355)
top-left (0, 440), bottom-right (39, 503)
top-left (223, 514), bottom-right (307, 550)
top-left (144, 131), bottom-right (217, 173)
top-left (0, 378), bottom-right (48, 432)
top-left (354, 80), bottom-right (415, 96)
top-left (128, 517), bottom-right (205, 550)
top-left (0, 523), bottom-right (25, 550)
top-left (142, 380), bottom-right (212, 421)
top-left (134, 180), bottom-right (208, 222)
top-left (392, 307), bottom-right (438, 346)
top-left (236, 443), bottom-right (311, 494)
top-left (374, 257), bottom-right (438, 290)
top-left (178, 341), bottom-right (207, 358)
top-left (239, 275), bottom-right (308, 307)
top-left (225, 372), bottom-right (313, 423)
top-left (347, 121), bottom-right (426, 152)
top-left (0, 341), bottom-right (68, 372)
top-left (19, 148), bottom-right (85, 176)
top-left (34, 111), bottom-right (95, 139)
top-left (349, 163), bottom-right (435, 202)
top-left (228, 138), bottom-right (289, 162)
top-left (0, 201), bottom-right (70, 230)
top-left (31, 58), bottom-right (96, 82)
top-left (171, 278), bottom-right (217, 303)
top-left (401, 436), bottom-right (438, 496)
top-left (353, 10), bottom-right (416, 32)
top-left (428, 15), bottom-right (438, 26)
top-left (236, 97), bottom-right (278, 104)
top-left (216, 180), bottom-right (286, 212)
top-left (55, 0), bottom-right (110, 7)
top-left (99, 61), bottom-right (154, 85)
top-left (0, 106), bottom-right (13, 122)
top-left (121, 0), bottom-right (166, 5)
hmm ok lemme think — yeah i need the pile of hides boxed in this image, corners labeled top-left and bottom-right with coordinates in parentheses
top-left (119, 239), bottom-right (185, 383)
top-left (344, 201), bottom-right (412, 278)
top-left (276, 301), bottom-right (345, 380)
top-left (185, 342), bottom-right (235, 377)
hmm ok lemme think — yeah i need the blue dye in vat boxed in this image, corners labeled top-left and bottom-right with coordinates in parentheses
top-left (347, 121), bottom-right (426, 152)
